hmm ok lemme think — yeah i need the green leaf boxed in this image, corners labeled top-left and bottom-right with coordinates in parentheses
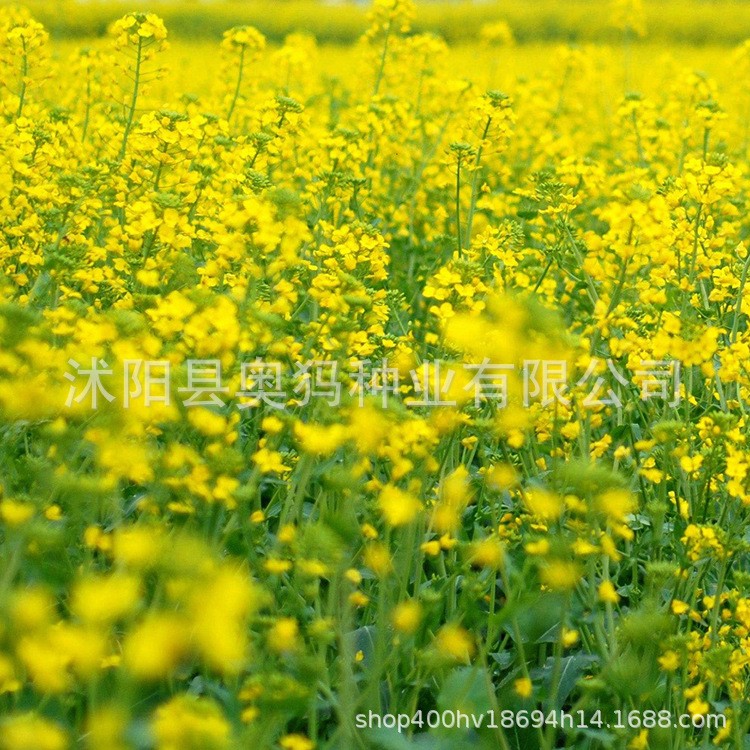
top-left (437, 667), bottom-right (492, 716)
top-left (364, 728), bottom-right (416, 750)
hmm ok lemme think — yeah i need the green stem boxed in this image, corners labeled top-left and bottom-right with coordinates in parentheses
top-left (118, 36), bottom-right (143, 161)
top-left (730, 249), bottom-right (750, 342)
top-left (372, 20), bottom-right (392, 97)
top-left (464, 116), bottom-right (492, 246)
top-left (17, 39), bottom-right (28, 119)
top-left (81, 73), bottom-right (92, 142)
top-left (455, 155), bottom-right (463, 255)
top-left (682, 204), bottom-right (704, 317)
top-left (227, 45), bottom-right (246, 121)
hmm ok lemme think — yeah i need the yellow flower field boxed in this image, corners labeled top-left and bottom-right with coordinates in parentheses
top-left (1, 1), bottom-right (750, 748)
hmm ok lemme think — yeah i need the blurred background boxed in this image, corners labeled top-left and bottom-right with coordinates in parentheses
top-left (4, 0), bottom-right (750, 45)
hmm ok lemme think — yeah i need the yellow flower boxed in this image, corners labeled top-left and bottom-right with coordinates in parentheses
top-left (0, 714), bottom-right (67, 750)
top-left (364, 543), bottom-right (393, 576)
top-left (440, 534), bottom-right (457, 550)
top-left (136, 269), bottom-right (160, 287)
top-left (513, 677), bottom-right (533, 698)
top-left (572, 539), bottom-right (599, 556)
top-left (420, 540), bottom-right (441, 556)
top-left (0, 654), bottom-right (20, 694)
top-left (598, 580), bottom-right (620, 604)
top-left (221, 25), bottom-right (266, 54)
top-left (345, 568), bottom-right (363, 585)
top-left (628, 730), bottom-right (649, 750)
top-left (686, 698), bottom-right (709, 717)
top-left (377, 484), bottom-right (422, 526)
top-left (480, 21), bottom-right (515, 47)
top-left (113, 526), bottom-right (162, 569)
top-left (85, 707), bottom-right (128, 750)
top-left (298, 559), bottom-right (329, 578)
top-left (268, 618), bottom-right (299, 654)
top-left (349, 591), bottom-right (370, 608)
top-left (431, 503), bottom-right (461, 533)
top-left (434, 624), bottom-right (475, 663)
top-left (0, 500), bottom-right (34, 526)
top-left (525, 539), bottom-right (550, 555)
top-left (468, 537), bottom-right (505, 569)
top-left (252, 446), bottom-right (291, 474)
top-left (264, 558), bottom-right (292, 575)
top-left (44, 504), bottom-right (62, 521)
top-left (10, 588), bottom-right (54, 630)
top-left (278, 525), bottom-right (296, 544)
top-left (540, 561), bottom-right (581, 591)
top-left (84, 526), bottom-right (112, 553)
top-left (279, 734), bottom-right (315, 750)
top-left (123, 614), bottom-right (188, 681)
top-left (294, 422), bottom-right (348, 456)
top-left (71, 574), bottom-right (141, 625)
top-left (187, 408), bottom-right (229, 436)
top-left (596, 489), bottom-right (636, 522)
top-left (658, 650), bottom-right (681, 671)
top-left (671, 600), bottom-right (691, 616)
top-left (485, 463), bottom-right (519, 490)
top-left (110, 12), bottom-right (168, 47)
top-left (392, 600), bottom-right (422, 635)
top-left (524, 488), bottom-right (563, 521)
top-left (188, 566), bottom-right (259, 675)
top-left (680, 455), bottom-right (704, 474)
top-left (261, 415), bottom-right (284, 434)
top-left (152, 695), bottom-right (231, 750)
top-left (440, 465), bottom-right (473, 507)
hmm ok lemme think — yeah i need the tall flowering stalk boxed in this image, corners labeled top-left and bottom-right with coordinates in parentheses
top-left (110, 12), bottom-right (168, 161)
top-left (365, 0), bottom-right (416, 96)
top-left (0, 8), bottom-right (49, 119)
top-left (222, 26), bottom-right (266, 122)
